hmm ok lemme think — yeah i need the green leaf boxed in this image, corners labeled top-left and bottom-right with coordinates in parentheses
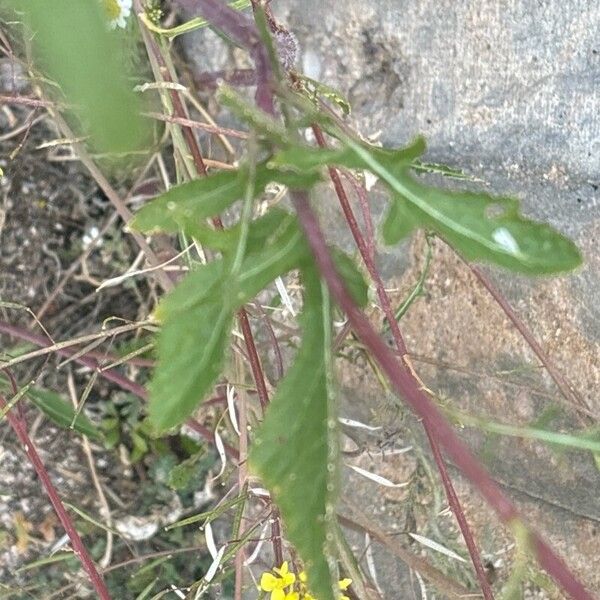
top-left (380, 195), bottom-right (418, 243)
top-left (274, 136), bottom-right (581, 274)
top-left (350, 137), bottom-right (582, 274)
top-left (16, 0), bottom-right (148, 154)
top-left (331, 250), bottom-right (369, 307)
top-left (131, 168), bottom-right (249, 234)
top-left (148, 216), bottom-right (309, 433)
top-left (149, 275), bottom-right (233, 432)
top-left (271, 136), bottom-right (425, 174)
top-left (250, 268), bottom-right (337, 600)
top-left (168, 450), bottom-right (205, 491)
top-left (381, 180), bottom-right (581, 274)
top-left (130, 163), bottom-right (321, 236)
top-left (27, 388), bottom-right (102, 440)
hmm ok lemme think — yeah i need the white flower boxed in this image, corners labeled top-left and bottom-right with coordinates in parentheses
top-left (102, 0), bottom-right (132, 29)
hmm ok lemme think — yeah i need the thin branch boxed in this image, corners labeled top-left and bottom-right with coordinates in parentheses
top-left (0, 320), bottom-right (239, 460)
top-left (313, 124), bottom-right (494, 600)
top-left (143, 111), bottom-right (249, 139)
top-left (338, 507), bottom-right (471, 599)
top-left (291, 189), bottom-right (593, 600)
top-left (467, 262), bottom-right (594, 421)
top-left (67, 370), bottom-right (114, 569)
top-left (0, 394), bottom-right (112, 599)
top-left (0, 93), bottom-right (55, 108)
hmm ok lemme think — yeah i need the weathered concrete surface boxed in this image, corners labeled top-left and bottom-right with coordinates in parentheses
top-left (184, 1), bottom-right (600, 595)
top-left (269, 0), bottom-right (599, 317)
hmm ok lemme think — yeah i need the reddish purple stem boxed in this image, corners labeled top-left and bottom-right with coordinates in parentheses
top-left (176, 0), bottom-right (275, 115)
top-left (291, 189), bottom-right (592, 600)
top-left (314, 124), bottom-right (494, 600)
top-left (0, 394), bottom-right (112, 599)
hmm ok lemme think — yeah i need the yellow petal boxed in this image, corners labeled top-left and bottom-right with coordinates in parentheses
top-left (299, 571), bottom-right (308, 583)
top-left (338, 578), bottom-right (352, 590)
top-left (282, 573), bottom-right (296, 587)
top-left (260, 572), bottom-right (279, 592)
top-left (275, 561), bottom-right (289, 576)
top-left (272, 589), bottom-right (286, 600)
top-left (284, 593), bottom-right (300, 600)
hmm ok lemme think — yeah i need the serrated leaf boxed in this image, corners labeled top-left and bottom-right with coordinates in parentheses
top-left (26, 388), bottom-right (102, 440)
top-left (250, 268), bottom-right (337, 600)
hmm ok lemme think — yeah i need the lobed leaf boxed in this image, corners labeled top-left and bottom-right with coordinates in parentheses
top-left (380, 176), bottom-right (582, 274)
top-left (250, 267), bottom-right (337, 600)
top-left (272, 137), bottom-right (581, 275)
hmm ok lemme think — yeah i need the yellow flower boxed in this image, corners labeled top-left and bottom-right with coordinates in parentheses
top-left (102, 0), bottom-right (132, 29)
top-left (274, 562), bottom-right (296, 587)
top-left (338, 577), bottom-right (352, 600)
top-left (260, 562), bottom-right (297, 600)
top-left (295, 571), bottom-right (352, 600)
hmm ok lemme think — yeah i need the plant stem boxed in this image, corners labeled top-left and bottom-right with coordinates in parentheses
top-left (159, 2), bottom-right (593, 598)
top-left (0, 394), bottom-right (112, 600)
top-left (135, 1), bottom-right (282, 561)
top-left (467, 263), bottom-right (593, 421)
top-left (291, 189), bottom-right (592, 600)
top-left (313, 124), bottom-right (494, 600)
